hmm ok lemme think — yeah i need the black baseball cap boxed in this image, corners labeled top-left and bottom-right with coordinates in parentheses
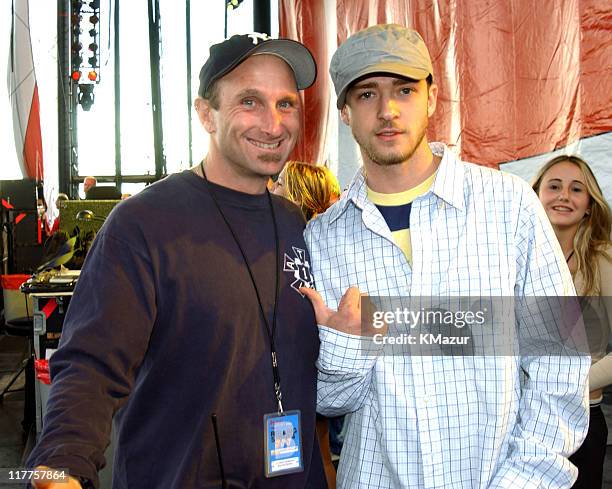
top-left (198, 33), bottom-right (317, 97)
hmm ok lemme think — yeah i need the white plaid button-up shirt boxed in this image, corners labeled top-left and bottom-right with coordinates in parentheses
top-left (305, 143), bottom-right (589, 489)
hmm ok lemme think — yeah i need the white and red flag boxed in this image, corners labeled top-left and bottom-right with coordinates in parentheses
top-left (8, 0), bottom-right (44, 181)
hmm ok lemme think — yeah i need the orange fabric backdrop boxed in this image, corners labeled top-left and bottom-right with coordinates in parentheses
top-left (280, 0), bottom-right (612, 167)
top-left (280, 0), bottom-right (329, 165)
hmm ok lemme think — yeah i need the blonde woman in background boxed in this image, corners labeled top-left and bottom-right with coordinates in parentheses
top-left (274, 161), bottom-right (340, 220)
top-left (273, 160), bottom-right (340, 489)
top-left (533, 155), bottom-right (612, 489)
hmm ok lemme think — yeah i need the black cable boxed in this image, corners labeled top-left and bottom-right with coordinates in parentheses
top-left (211, 414), bottom-right (227, 489)
top-left (200, 162), bottom-right (284, 412)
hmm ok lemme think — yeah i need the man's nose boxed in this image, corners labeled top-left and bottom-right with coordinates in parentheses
top-left (261, 106), bottom-right (284, 135)
top-left (379, 97), bottom-right (400, 120)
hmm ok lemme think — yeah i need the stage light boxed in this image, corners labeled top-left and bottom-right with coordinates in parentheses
top-left (78, 84), bottom-right (95, 111)
top-left (71, 54), bottom-right (83, 76)
top-left (69, 0), bottom-right (100, 89)
top-left (226, 0), bottom-right (245, 10)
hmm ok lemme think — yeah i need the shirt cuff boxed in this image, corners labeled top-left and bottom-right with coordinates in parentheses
top-left (317, 325), bottom-right (382, 372)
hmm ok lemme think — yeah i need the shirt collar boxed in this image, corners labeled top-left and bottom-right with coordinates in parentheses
top-left (329, 143), bottom-right (465, 224)
top-left (429, 142), bottom-right (465, 210)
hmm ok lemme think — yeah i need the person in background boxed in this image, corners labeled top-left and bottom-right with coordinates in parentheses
top-left (273, 160), bottom-right (341, 489)
top-left (36, 195), bottom-right (51, 237)
top-left (273, 161), bottom-right (340, 219)
top-left (49, 193), bottom-right (69, 235)
top-left (301, 23), bottom-right (589, 488)
top-left (533, 155), bottom-right (612, 489)
top-left (83, 176), bottom-right (97, 197)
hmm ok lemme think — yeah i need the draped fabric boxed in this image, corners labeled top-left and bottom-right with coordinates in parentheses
top-left (280, 0), bottom-right (329, 165)
top-left (279, 0), bottom-right (612, 168)
top-left (8, 0), bottom-right (44, 180)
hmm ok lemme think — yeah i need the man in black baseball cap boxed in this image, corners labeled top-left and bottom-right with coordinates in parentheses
top-left (198, 32), bottom-right (316, 97)
top-left (194, 32), bottom-right (316, 193)
top-left (27, 33), bottom-right (326, 489)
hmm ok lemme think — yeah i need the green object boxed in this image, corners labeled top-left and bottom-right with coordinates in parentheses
top-left (58, 199), bottom-right (120, 235)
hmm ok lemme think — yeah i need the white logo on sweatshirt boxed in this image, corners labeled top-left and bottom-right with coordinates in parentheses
top-left (283, 246), bottom-right (314, 294)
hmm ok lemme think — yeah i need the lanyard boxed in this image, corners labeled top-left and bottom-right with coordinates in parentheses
top-left (200, 162), bottom-right (284, 413)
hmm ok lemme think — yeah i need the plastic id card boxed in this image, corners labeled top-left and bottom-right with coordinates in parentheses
top-left (264, 410), bottom-right (304, 477)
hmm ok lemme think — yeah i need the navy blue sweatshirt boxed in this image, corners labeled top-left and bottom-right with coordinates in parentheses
top-left (27, 170), bottom-right (326, 488)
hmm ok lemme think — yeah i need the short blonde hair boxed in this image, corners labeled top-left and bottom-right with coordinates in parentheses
top-left (284, 161), bottom-right (340, 221)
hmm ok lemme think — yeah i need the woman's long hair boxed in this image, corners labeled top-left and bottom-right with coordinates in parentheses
top-left (284, 161), bottom-right (340, 221)
top-left (532, 155), bottom-right (612, 295)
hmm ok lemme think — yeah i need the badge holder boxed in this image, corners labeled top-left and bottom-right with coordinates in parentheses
top-left (264, 409), bottom-right (303, 477)
top-left (204, 179), bottom-right (302, 479)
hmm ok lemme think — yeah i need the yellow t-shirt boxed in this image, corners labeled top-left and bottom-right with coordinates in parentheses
top-left (367, 173), bottom-right (436, 265)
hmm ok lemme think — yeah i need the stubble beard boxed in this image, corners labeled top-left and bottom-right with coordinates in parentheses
top-left (353, 123), bottom-right (428, 167)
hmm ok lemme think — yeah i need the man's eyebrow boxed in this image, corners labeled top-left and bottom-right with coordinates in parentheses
top-left (234, 89), bottom-right (298, 103)
top-left (279, 93), bottom-right (299, 103)
top-left (351, 81), bottom-right (378, 90)
top-left (235, 88), bottom-right (262, 99)
top-left (392, 77), bottom-right (419, 86)
top-left (351, 77), bottom-right (420, 90)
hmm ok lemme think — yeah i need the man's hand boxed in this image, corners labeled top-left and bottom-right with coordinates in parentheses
top-left (31, 466), bottom-right (82, 489)
top-left (300, 286), bottom-right (384, 336)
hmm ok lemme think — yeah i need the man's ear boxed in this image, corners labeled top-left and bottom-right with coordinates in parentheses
top-left (340, 104), bottom-right (351, 126)
top-left (195, 97), bottom-right (216, 134)
top-left (427, 83), bottom-right (438, 118)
